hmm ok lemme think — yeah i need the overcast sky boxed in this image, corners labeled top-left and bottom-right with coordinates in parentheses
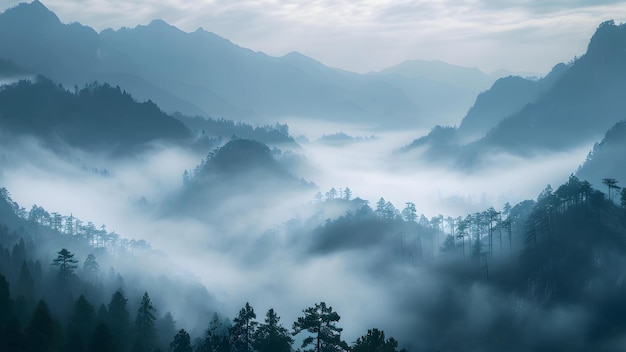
top-left (3, 0), bottom-right (626, 74)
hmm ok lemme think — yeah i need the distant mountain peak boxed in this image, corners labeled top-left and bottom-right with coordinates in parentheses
top-left (585, 20), bottom-right (626, 63)
top-left (1, 0), bottom-right (60, 25)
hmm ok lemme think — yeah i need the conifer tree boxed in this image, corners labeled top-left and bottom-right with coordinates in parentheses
top-left (132, 292), bottom-right (157, 352)
top-left (292, 302), bottom-right (347, 352)
top-left (254, 308), bottom-right (292, 352)
top-left (230, 302), bottom-right (257, 352)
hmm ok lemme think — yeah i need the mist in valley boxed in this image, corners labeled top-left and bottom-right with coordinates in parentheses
top-left (2, 2), bottom-right (626, 352)
top-left (0, 117), bottom-right (601, 350)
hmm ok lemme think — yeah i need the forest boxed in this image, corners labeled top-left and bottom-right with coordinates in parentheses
top-left (3, 2), bottom-right (626, 351)
top-left (2, 172), bottom-right (626, 351)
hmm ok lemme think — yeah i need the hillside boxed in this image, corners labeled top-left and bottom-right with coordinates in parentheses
top-left (576, 120), bottom-right (626, 190)
top-left (0, 77), bottom-right (190, 153)
top-left (481, 20), bottom-right (626, 153)
top-left (0, 1), bottom-right (462, 128)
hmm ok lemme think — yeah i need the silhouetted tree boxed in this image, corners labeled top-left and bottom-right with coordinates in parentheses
top-left (254, 308), bottom-right (293, 352)
top-left (197, 313), bottom-right (231, 352)
top-left (343, 187), bottom-right (352, 201)
top-left (132, 292), bottom-right (157, 352)
top-left (107, 291), bottom-right (130, 351)
top-left (51, 248), bottom-right (78, 282)
top-left (230, 302), bottom-right (257, 352)
top-left (66, 295), bottom-right (96, 352)
top-left (25, 300), bottom-right (61, 352)
top-left (292, 302), bottom-right (347, 352)
top-left (82, 254), bottom-right (100, 280)
top-left (352, 328), bottom-right (404, 352)
top-left (0, 274), bottom-right (16, 351)
top-left (602, 178), bottom-right (621, 201)
top-left (156, 311), bottom-right (176, 350)
top-left (169, 329), bottom-right (192, 352)
top-left (401, 203), bottom-right (417, 222)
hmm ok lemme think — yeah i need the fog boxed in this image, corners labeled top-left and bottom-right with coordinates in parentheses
top-left (0, 121), bottom-right (599, 348)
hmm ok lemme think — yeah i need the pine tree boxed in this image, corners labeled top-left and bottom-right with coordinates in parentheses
top-left (352, 329), bottom-right (404, 352)
top-left (169, 329), bottom-right (192, 352)
top-left (132, 292), bottom-right (157, 352)
top-left (66, 295), bottom-right (96, 352)
top-left (25, 300), bottom-right (61, 352)
top-left (292, 302), bottom-right (347, 352)
top-left (51, 248), bottom-right (78, 283)
top-left (107, 291), bottom-right (130, 351)
top-left (230, 302), bottom-right (258, 352)
top-left (254, 308), bottom-right (293, 352)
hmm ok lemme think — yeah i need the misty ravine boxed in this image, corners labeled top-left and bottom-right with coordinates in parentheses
top-left (3, 1), bottom-right (626, 352)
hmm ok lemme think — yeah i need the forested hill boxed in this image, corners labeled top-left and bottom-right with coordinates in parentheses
top-left (174, 139), bottom-right (312, 219)
top-left (0, 76), bottom-right (191, 154)
top-left (0, 187), bottom-right (409, 352)
top-left (174, 113), bottom-right (298, 148)
top-left (577, 120), bottom-right (626, 190)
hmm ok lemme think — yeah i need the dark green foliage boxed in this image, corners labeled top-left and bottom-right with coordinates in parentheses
top-left (230, 302), bottom-right (257, 352)
top-left (107, 291), bottom-right (131, 351)
top-left (0, 274), bottom-right (17, 351)
top-left (292, 302), bottom-right (347, 352)
top-left (253, 308), bottom-right (292, 352)
top-left (66, 295), bottom-right (96, 352)
top-left (51, 248), bottom-right (78, 283)
top-left (83, 254), bottom-right (100, 279)
top-left (352, 329), bottom-right (403, 352)
top-left (0, 77), bottom-right (191, 154)
top-left (25, 300), bottom-right (61, 352)
top-left (174, 113), bottom-right (296, 147)
top-left (156, 311), bottom-right (176, 350)
top-left (16, 261), bottom-right (35, 302)
top-left (169, 329), bottom-right (192, 352)
top-left (89, 323), bottom-right (117, 352)
top-left (132, 292), bottom-right (157, 352)
top-left (196, 313), bottom-right (231, 352)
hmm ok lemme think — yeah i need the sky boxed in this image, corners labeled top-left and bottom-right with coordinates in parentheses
top-left (3, 0), bottom-right (626, 75)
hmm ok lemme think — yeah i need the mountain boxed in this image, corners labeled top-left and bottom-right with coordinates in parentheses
top-left (480, 20), bottom-right (626, 153)
top-left (0, 1), bottom-right (437, 128)
top-left (456, 63), bottom-right (568, 140)
top-left (576, 120), bottom-right (626, 190)
top-left (0, 1), bottom-right (209, 117)
top-left (377, 59), bottom-right (493, 92)
top-left (174, 139), bottom-right (312, 219)
top-left (174, 113), bottom-right (298, 148)
top-left (99, 23), bottom-right (418, 127)
top-left (0, 76), bottom-right (190, 153)
top-left (404, 20), bottom-right (626, 167)
top-left (372, 60), bottom-right (494, 125)
top-left (400, 63), bottom-right (568, 154)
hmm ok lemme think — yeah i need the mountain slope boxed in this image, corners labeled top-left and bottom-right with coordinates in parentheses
top-left (99, 22), bottom-right (419, 127)
top-left (0, 2), bottom-right (428, 128)
top-left (372, 60), bottom-right (494, 125)
top-left (0, 77), bottom-right (190, 153)
top-left (456, 63), bottom-right (567, 139)
top-left (0, 1), bottom-right (207, 117)
top-left (576, 120), bottom-right (626, 190)
top-left (481, 20), bottom-right (626, 153)
top-left (377, 59), bottom-right (493, 92)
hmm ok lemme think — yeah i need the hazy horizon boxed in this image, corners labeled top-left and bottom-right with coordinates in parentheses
top-left (2, 0), bottom-right (625, 75)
